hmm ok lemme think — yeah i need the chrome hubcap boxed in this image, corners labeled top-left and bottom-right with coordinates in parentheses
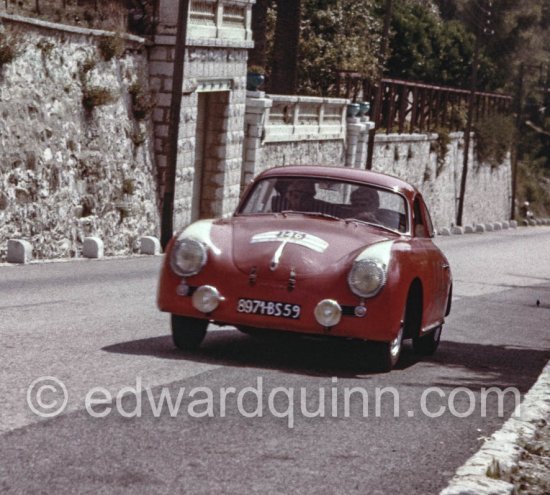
top-left (390, 327), bottom-right (403, 358)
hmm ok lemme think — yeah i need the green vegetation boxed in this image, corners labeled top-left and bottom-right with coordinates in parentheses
top-left (473, 115), bottom-right (515, 168)
top-left (0, 27), bottom-right (21, 68)
top-left (98, 34), bottom-right (125, 62)
top-left (486, 458), bottom-right (502, 480)
top-left (432, 128), bottom-right (452, 174)
top-left (82, 86), bottom-right (118, 110)
top-left (298, 0), bottom-right (381, 95)
top-left (128, 80), bottom-right (155, 120)
top-left (517, 163), bottom-right (550, 218)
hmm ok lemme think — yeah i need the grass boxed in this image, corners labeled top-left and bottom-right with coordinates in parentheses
top-left (82, 86), bottom-right (118, 110)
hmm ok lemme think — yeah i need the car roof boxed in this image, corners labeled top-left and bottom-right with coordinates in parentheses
top-left (256, 165), bottom-right (418, 199)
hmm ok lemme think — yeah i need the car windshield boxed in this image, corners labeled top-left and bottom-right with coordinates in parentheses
top-left (238, 176), bottom-right (409, 233)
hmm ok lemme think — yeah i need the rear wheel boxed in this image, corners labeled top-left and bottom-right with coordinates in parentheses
top-left (412, 325), bottom-right (442, 355)
top-left (171, 315), bottom-right (208, 350)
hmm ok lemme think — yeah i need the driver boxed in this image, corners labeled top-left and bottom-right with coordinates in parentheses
top-left (284, 180), bottom-right (317, 212)
top-left (350, 187), bottom-right (380, 222)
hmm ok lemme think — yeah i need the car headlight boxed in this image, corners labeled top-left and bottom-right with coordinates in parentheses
top-left (348, 259), bottom-right (386, 298)
top-left (170, 238), bottom-right (207, 277)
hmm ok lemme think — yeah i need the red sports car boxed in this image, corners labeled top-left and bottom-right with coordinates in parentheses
top-left (158, 166), bottom-right (452, 371)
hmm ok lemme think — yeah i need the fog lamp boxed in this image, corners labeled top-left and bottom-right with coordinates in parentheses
top-left (192, 285), bottom-right (223, 313)
top-left (314, 299), bottom-right (342, 327)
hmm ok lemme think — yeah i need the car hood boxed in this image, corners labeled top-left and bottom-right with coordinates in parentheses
top-left (228, 214), bottom-right (392, 279)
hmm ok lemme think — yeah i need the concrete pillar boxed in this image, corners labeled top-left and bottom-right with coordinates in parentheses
top-left (7, 239), bottom-right (32, 264)
top-left (83, 237), bottom-right (104, 259)
top-left (243, 91), bottom-right (272, 185)
top-left (355, 117), bottom-right (374, 168)
top-left (140, 236), bottom-right (162, 255)
top-left (346, 117), bottom-right (364, 167)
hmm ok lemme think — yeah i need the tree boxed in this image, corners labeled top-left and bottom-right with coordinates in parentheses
top-left (298, 0), bottom-right (381, 95)
top-left (386, 1), bottom-right (497, 89)
top-left (270, 0), bottom-right (302, 94)
top-left (248, 0), bottom-right (273, 69)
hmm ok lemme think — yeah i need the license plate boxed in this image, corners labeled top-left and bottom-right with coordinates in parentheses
top-left (237, 298), bottom-right (301, 319)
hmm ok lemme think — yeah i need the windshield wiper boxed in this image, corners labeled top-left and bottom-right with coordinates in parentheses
top-left (344, 218), bottom-right (401, 235)
top-left (281, 210), bottom-right (341, 221)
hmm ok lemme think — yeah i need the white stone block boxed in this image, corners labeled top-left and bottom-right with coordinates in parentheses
top-left (140, 236), bottom-right (161, 255)
top-left (484, 223), bottom-right (494, 232)
top-left (464, 225), bottom-right (475, 234)
top-left (510, 220), bottom-right (518, 228)
top-left (502, 221), bottom-right (509, 229)
top-left (475, 224), bottom-right (485, 233)
top-left (83, 237), bottom-right (104, 259)
top-left (492, 222), bottom-right (502, 231)
top-left (7, 239), bottom-right (33, 264)
top-left (439, 227), bottom-right (452, 236)
top-left (451, 226), bottom-right (464, 235)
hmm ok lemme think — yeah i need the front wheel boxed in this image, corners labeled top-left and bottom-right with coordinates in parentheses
top-left (171, 315), bottom-right (208, 350)
top-left (412, 325), bottom-right (442, 355)
top-left (368, 325), bottom-right (404, 372)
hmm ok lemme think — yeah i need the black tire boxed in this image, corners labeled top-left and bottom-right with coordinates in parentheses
top-left (412, 325), bottom-right (442, 355)
top-left (368, 282), bottom-right (422, 372)
top-left (368, 325), bottom-right (404, 372)
top-left (445, 285), bottom-right (453, 317)
top-left (171, 315), bottom-right (208, 350)
top-left (237, 325), bottom-right (261, 336)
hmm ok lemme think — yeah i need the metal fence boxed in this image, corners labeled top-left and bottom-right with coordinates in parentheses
top-left (336, 71), bottom-right (512, 133)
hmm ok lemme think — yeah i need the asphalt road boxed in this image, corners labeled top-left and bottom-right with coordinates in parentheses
top-left (1, 227), bottom-right (549, 494)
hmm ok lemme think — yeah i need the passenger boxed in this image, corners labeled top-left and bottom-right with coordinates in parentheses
top-left (350, 187), bottom-right (380, 222)
top-left (284, 180), bottom-right (317, 212)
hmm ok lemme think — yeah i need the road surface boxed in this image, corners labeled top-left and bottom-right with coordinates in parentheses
top-left (1, 226), bottom-right (549, 494)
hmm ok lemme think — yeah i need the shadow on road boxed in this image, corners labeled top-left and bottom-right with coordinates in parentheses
top-left (102, 329), bottom-right (549, 387)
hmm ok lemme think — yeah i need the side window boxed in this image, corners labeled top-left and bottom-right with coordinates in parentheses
top-left (421, 198), bottom-right (434, 237)
top-left (413, 197), bottom-right (427, 238)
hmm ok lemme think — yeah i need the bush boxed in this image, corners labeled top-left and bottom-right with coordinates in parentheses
top-left (128, 80), bottom-right (155, 120)
top-left (98, 34), bottom-right (125, 61)
top-left (0, 30), bottom-right (20, 68)
top-left (473, 114), bottom-right (515, 167)
top-left (517, 163), bottom-right (550, 217)
top-left (82, 86), bottom-right (118, 110)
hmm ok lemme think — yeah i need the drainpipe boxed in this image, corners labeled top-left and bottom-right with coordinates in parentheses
top-left (161, 0), bottom-right (191, 249)
top-left (365, 0), bottom-right (392, 170)
top-left (456, 33), bottom-right (479, 227)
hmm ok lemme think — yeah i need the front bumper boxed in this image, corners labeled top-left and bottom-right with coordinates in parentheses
top-left (158, 258), bottom-right (405, 342)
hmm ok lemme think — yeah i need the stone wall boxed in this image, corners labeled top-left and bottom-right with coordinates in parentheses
top-left (243, 94), bottom-right (512, 231)
top-left (0, 14), bottom-right (159, 261)
top-left (371, 133), bottom-right (512, 230)
top-left (0, 7), bottom-right (513, 263)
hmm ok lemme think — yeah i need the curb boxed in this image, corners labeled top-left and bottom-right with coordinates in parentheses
top-left (440, 360), bottom-right (550, 495)
top-left (437, 218), bottom-right (550, 237)
top-left (2, 236), bottom-right (162, 264)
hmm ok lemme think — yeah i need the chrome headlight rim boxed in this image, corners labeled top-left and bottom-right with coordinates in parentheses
top-left (347, 258), bottom-right (387, 298)
top-left (170, 237), bottom-right (208, 277)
